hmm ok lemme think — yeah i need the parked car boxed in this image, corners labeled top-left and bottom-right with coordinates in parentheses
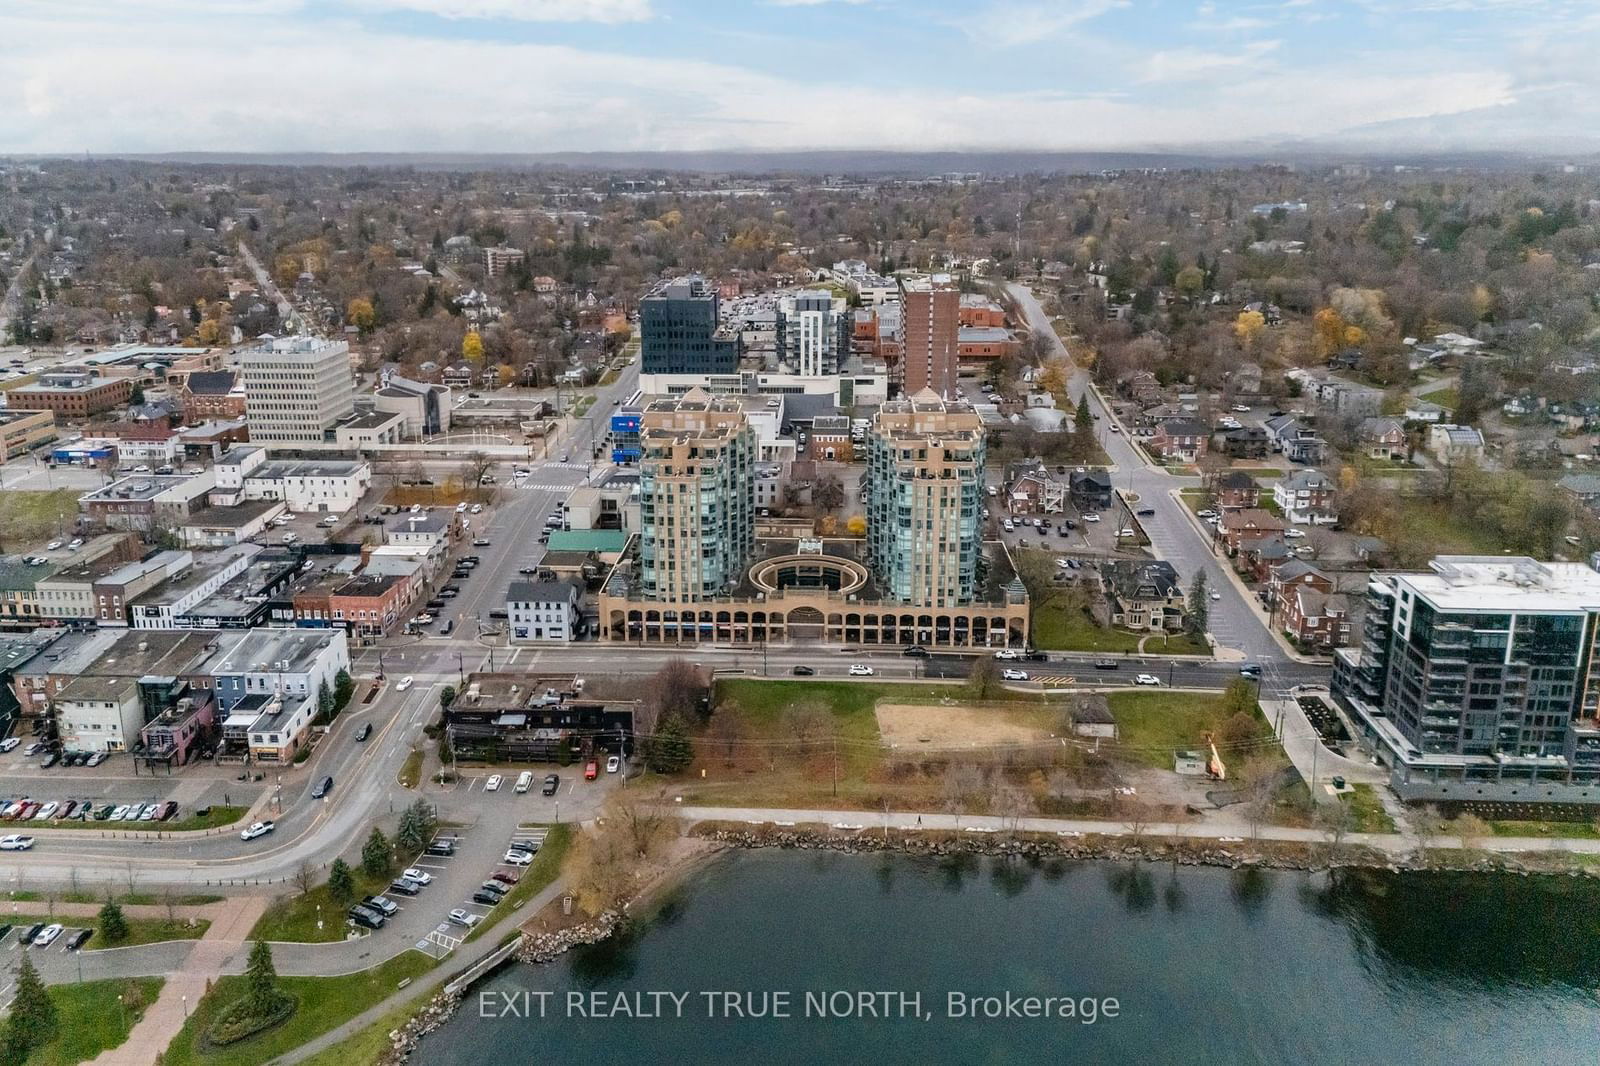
top-left (347, 905), bottom-right (385, 930)
top-left (157, 801), bottom-right (179, 821)
top-left (240, 820), bottom-right (275, 841)
top-left (848, 664), bottom-right (874, 676)
top-left (992, 649), bottom-right (1020, 660)
top-left (387, 878), bottom-right (421, 897)
top-left (472, 891), bottom-right (502, 906)
top-left (1023, 650), bottom-right (1049, 662)
top-left (362, 895), bottom-right (399, 917)
top-left (485, 774), bottom-right (503, 792)
top-left (584, 761), bottom-right (598, 781)
top-left (65, 928), bottom-right (93, 951)
top-left (901, 645), bottom-right (929, 657)
top-left (424, 840), bottom-right (456, 857)
top-left (32, 802), bottom-right (58, 820)
top-left (472, 538), bottom-right (491, 547)
top-left (0, 738), bottom-right (18, 753)
top-left (478, 880), bottom-right (509, 898)
top-left (85, 752), bottom-right (107, 767)
top-left (542, 774), bottom-right (560, 796)
top-left (33, 923), bottom-right (63, 947)
top-left (447, 909), bottom-right (481, 928)
top-left (491, 871), bottom-right (521, 886)
top-left (402, 868), bottom-right (434, 885)
top-left (515, 771), bottom-right (533, 794)
top-left (605, 755), bottom-right (620, 774)
top-left (503, 849), bottom-right (535, 867)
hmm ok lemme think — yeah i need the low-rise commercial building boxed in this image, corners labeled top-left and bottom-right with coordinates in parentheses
top-left (0, 409), bottom-right (57, 462)
top-left (8, 367), bottom-right (133, 418)
top-left (507, 578), bottom-right (580, 644)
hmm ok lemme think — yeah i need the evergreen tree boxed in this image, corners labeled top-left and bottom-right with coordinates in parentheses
top-left (327, 859), bottom-right (355, 904)
top-left (317, 679), bottom-right (334, 721)
top-left (361, 827), bottom-right (394, 878)
top-left (129, 384), bottom-right (145, 406)
top-left (1188, 572), bottom-right (1210, 636)
top-left (333, 668), bottom-right (354, 711)
top-left (245, 940), bottom-right (283, 1015)
top-left (4, 952), bottom-right (57, 1058)
top-left (99, 900), bottom-right (130, 943)
top-left (396, 799), bottom-right (437, 853)
top-left (645, 714), bottom-right (694, 774)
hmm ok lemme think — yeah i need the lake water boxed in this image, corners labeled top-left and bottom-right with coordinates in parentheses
top-left (424, 849), bottom-right (1600, 1065)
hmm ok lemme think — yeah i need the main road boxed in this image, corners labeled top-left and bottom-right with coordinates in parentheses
top-left (1007, 282), bottom-right (1294, 675)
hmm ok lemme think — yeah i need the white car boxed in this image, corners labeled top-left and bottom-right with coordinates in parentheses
top-left (502, 850), bottom-right (534, 866)
top-left (470, 504), bottom-right (483, 514)
top-left (1001, 518), bottom-right (1015, 532)
top-left (447, 909), bottom-right (482, 928)
top-left (1232, 404), bottom-right (1250, 413)
top-left (1210, 590), bottom-right (1222, 600)
top-left (1284, 528), bottom-right (1306, 539)
top-left (396, 676), bottom-right (414, 691)
top-left (1196, 509), bottom-right (1218, 519)
top-left (45, 540), bottom-right (63, 551)
top-left (33, 924), bottom-right (62, 947)
top-left (848, 664), bottom-right (874, 676)
top-left (401, 868), bottom-right (433, 885)
top-left (1135, 674), bottom-right (1161, 686)
top-left (993, 649), bottom-right (1020, 660)
top-left (1108, 424), bottom-right (1122, 433)
top-left (1001, 669), bottom-right (1029, 681)
top-left (0, 737), bottom-right (18, 753)
top-left (110, 804), bottom-right (133, 821)
top-left (0, 834), bottom-right (34, 851)
top-left (1117, 528), bottom-right (1136, 538)
top-left (240, 820), bottom-right (275, 841)
top-left (485, 774), bottom-right (503, 792)
top-left (32, 801), bottom-right (59, 820)
top-left (605, 755), bottom-right (620, 773)
top-left (455, 502), bottom-right (468, 513)
top-left (1083, 513), bottom-right (1100, 523)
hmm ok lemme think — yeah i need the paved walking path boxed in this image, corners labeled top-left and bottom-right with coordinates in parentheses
top-left (88, 896), bottom-right (269, 1066)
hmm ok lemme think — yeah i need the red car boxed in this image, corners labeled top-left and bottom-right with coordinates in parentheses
top-left (584, 761), bottom-right (598, 781)
top-left (491, 871), bottom-right (520, 886)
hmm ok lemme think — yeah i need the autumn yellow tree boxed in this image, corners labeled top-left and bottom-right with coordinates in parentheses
top-left (347, 298), bottom-right (376, 334)
top-left (846, 515), bottom-right (867, 535)
top-left (1312, 307), bottom-right (1348, 358)
top-left (1234, 310), bottom-right (1265, 351)
top-left (462, 331), bottom-right (484, 363)
top-left (1038, 362), bottom-right (1069, 396)
top-left (194, 318), bottom-right (227, 345)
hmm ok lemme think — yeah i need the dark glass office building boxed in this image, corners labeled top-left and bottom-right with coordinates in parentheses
top-left (640, 276), bottom-right (740, 375)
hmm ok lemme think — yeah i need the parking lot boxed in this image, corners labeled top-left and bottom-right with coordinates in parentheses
top-left (413, 824), bottom-right (550, 958)
top-left (0, 745), bottom-right (255, 829)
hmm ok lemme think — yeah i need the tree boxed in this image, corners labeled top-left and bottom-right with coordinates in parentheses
top-left (293, 861), bottom-right (315, 897)
top-left (361, 827), bottom-right (394, 878)
top-left (812, 472), bottom-right (846, 514)
top-left (462, 331), bottom-right (484, 362)
top-left (327, 859), bottom-right (355, 904)
top-left (3, 953), bottom-right (57, 1059)
top-left (333, 668), bottom-right (354, 711)
top-left (1175, 265), bottom-right (1204, 297)
top-left (780, 702), bottom-right (834, 750)
top-left (99, 899), bottom-right (130, 943)
top-left (967, 655), bottom-right (1004, 701)
top-left (846, 514), bottom-right (867, 535)
top-left (644, 713), bottom-right (694, 774)
top-left (706, 704), bottom-right (747, 767)
top-left (1316, 798), bottom-right (1354, 858)
top-left (1233, 310), bottom-right (1265, 351)
top-left (439, 684), bottom-right (456, 711)
top-left (317, 679), bottom-right (334, 721)
top-left (129, 384), bottom-right (146, 406)
top-left (463, 451), bottom-right (494, 489)
top-left (649, 660), bottom-right (708, 724)
top-left (396, 799), bottom-right (436, 853)
top-left (1187, 571), bottom-right (1209, 637)
top-left (1038, 362), bottom-right (1068, 396)
top-left (347, 298), bottom-right (376, 334)
top-left (245, 940), bottom-right (285, 1016)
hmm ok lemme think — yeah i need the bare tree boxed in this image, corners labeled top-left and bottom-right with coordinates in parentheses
top-left (293, 861), bottom-right (315, 898)
top-left (967, 656), bottom-right (1005, 701)
top-left (942, 762), bottom-right (987, 818)
top-left (1236, 757), bottom-right (1279, 841)
top-left (462, 451), bottom-right (494, 492)
top-left (706, 704), bottom-right (746, 767)
top-left (780, 701), bottom-right (833, 749)
top-left (1314, 798), bottom-right (1354, 860)
top-left (994, 782), bottom-right (1034, 837)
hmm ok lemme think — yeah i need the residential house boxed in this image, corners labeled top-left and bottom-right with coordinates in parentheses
top-left (1267, 559), bottom-right (1333, 610)
top-left (1222, 426), bottom-right (1269, 459)
top-left (1558, 474), bottom-right (1600, 512)
top-left (1218, 508), bottom-right (1287, 555)
top-left (1264, 415), bottom-right (1327, 464)
top-left (1098, 560), bottom-right (1186, 632)
top-left (1068, 468), bottom-right (1113, 512)
top-left (1357, 417), bottom-right (1407, 461)
top-left (1282, 589), bottom-right (1351, 649)
top-left (1273, 469), bottom-right (1338, 526)
top-left (1007, 463), bottom-right (1066, 515)
top-left (1428, 424), bottom-right (1486, 465)
top-left (443, 363), bottom-right (475, 389)
top-left (1214, 470), bottom-right (1261, 510)
top-left (1404, 400), bottom-right (1446, 423)
top-left (1150, 418), bottom-right (1210, 462)
top-left (1241, 536), bottom-right (1294, 583)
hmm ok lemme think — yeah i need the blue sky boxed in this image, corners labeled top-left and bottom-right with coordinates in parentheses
top-left (2, 0), bottom-right (1597, 154)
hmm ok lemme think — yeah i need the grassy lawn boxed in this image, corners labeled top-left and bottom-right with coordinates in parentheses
top-left (1104, 690), bottom-right (1277, 770)
top-left (464, 823), bottom-right (571, 944)
top-left (0, 489), bottom-right (81, 549)
top-left (1031, 602), bottom-right (1143, 652)
top-left (9, 891), bottom-right (221, 906)
top-left (23, 977), bottom-right (164, 1066)
top-left (1344, 784), bottom-right (1396, 833)
top-left (1419, 384), bottom-right (1459, 410)
top-left (397, 748), bottom-right (423, 789)
top-left (571, 394), bottom-right (596, 416)
top-left (161, 951), bottom-right (436, 1066)
top-left (297, 988), bottom-right (436, 1066)
top-left (7, 914), bottom-right (209, 948)
top-left (249, 869), bottom-right (396, 943)
top-left (1487, 818), bottom-right (1600, 839)
top-left (45, 805), bottom-right (247, 832)
top-left (1141, 631), bottom-right (1211, 656)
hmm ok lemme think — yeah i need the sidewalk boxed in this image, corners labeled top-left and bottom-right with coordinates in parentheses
top-left (88, 897), bottom-right (269, 1066)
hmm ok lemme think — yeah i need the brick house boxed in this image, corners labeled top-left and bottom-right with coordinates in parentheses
top-left (1242, 536), bottom-right (1295, 583)
top-left (1218, 508), bottom-right (1287, 555)
top-left (1357, 417), bottom-right (1407, 461)
top-left (1282, 589), bottom-right (1351, 648)
top-left (180, 370), bottom-right (245, 423)
top-left (1150, 418), bottom-right (1210, 462)
top-left (808, 416), bottom-right (854, 462)
top-left (1215, 470), bottom-right (1260, 510)
top-left (1222, 426), bottom-right (1269, 459)
top-left (329, 573), bottom-right (414, 638)
top-left (1267, 559), bottom-right (1333, 609)
top-left (1097, 560), bottom-right (1186, 632)
top-left (1007, 465), bottom-right (1066, 514)
top-left (1273, 469), bottom-right (1338, 525)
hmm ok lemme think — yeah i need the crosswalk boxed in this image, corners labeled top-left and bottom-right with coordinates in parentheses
top-left (1029, 675), bottom-right (1080, 686)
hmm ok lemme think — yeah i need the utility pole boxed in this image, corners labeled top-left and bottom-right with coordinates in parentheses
top-left (831, 735), bottom-right (838, 797)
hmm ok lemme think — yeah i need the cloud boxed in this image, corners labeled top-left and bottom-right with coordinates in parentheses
top-left (764, 0), bottom-right (870, 6)
top-left (949, 0), bottom-right (1128, 48)
top-left (341, 0), bottom-right (653, 20)
top-left (1140, 39), bottom-right (1281, 82)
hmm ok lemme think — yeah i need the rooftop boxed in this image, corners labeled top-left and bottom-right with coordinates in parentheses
top-left (253, 459), bottom-right (366, 479)
top-left (212, 629), bottom-right (343, 675)
top-left (1394, 557), bottom-right (1600, 613)
top-left (81, 474), bottom-right (201, 503)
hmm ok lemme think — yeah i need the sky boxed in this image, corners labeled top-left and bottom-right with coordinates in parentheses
top-left (2, 0), bottom-right (1598, 155)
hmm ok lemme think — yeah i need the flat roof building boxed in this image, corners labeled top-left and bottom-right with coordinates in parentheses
top-left (240, 336), bottom-right (354, 443)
